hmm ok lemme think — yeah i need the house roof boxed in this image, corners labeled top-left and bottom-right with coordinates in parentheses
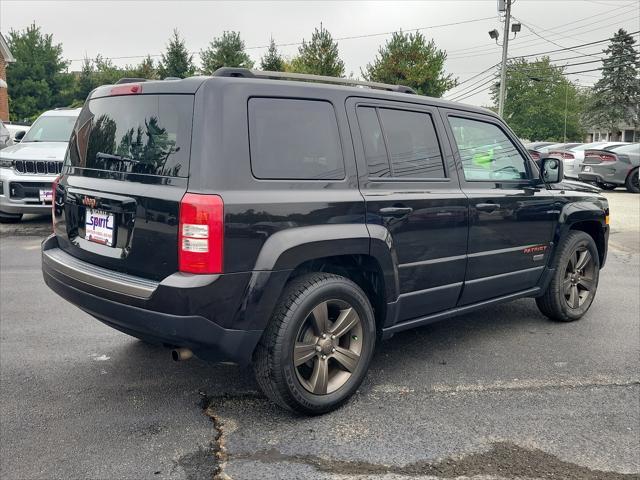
top-left (0, 33), bottom-right (16, 63)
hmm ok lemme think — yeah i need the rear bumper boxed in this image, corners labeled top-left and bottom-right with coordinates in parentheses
top-left (578, 164), bottom-right (628, 186)
top-left (41, 235), bottom-right (270, 364)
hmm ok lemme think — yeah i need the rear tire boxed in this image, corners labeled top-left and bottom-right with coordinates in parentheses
top-left (0, 212), bottom-right (22, 223)
top-left (253, 273), bottom-right (376, 415)
top-left (536, 231), bottom-right (600, 322)
top-left (625, 168), bottom-right (639, 193)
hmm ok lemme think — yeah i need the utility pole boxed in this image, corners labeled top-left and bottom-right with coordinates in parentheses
top-left (563, 81), bottom-right (569, 142)
top-left (498, 0), bottom-right (512, 118)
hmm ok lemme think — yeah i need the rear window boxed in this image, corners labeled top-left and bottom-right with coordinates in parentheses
top-left (248, 98), bottom-right (345, 180)
top-left (67, 95), bottom-right (193, 177)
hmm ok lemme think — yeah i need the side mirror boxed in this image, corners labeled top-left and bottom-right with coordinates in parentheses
top-left (14, 130), bottom-right (26, 143)
top-left (539, 157), bottom-right (563, 184)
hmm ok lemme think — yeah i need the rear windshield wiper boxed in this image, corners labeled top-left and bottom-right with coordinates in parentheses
top-left (96, 152), bottom-right (141, 164)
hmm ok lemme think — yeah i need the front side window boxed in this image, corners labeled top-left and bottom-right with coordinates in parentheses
top-left (248, 98), bottom-right (345, 180)
top-left (356, 107), bottom-right (390, 177)
top-left (448, 116), bottom-right (529, 181)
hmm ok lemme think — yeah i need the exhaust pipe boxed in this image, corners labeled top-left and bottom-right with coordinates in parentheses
top-left (171, 348), bottom-right (193, 362)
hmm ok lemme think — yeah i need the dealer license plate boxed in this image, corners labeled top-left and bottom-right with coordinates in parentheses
top-left (39, 189), bottom-right (53, 203)
top-left (85, 209), bottom-right (115, 246)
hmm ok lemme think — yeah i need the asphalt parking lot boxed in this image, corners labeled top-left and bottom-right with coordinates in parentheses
top-left (1, 191), bottom-right (638, 480)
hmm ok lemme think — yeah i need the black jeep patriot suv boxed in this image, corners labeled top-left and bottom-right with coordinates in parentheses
top-left (42, 69), bottom-right (609, 414)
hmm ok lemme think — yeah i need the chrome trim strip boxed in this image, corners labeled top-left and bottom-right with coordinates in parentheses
top-left (399, 254), bottom-right (467, 269)
top-left (42, 247), bottom-right (158, 299)
top-left (464, 265), bottom-right (544, 285)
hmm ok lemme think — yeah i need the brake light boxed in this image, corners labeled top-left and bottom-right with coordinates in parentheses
top-left (599, 153), bottom-right (617, 162)
top-left (51, 175), bottom-right (60, 232)
top-left (529, 150), bottom-right (540, 160)
top-left (110, 83), bottom-right (142, 96)
top-left (178, 193), bottom-right (224, 274)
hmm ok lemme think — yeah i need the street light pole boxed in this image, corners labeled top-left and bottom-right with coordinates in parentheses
top-left (563, 81), bottom-right (569, 142)
top-left (498, 0), bottom-right (512, 118)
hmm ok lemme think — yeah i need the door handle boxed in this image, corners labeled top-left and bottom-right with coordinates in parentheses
top-left (476, 203), bottom-right (500, 212)
top-left (379, 207), bottom-right (414, 217)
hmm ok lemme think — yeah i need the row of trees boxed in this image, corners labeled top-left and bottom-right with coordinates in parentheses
top-left (7, 24), bottom-right (638, 142)
top-left (6, 24), bottom-right (455, 121)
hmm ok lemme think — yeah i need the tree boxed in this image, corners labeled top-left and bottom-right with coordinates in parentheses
top-left (491, 57), bottom-right (585, 141)
top-left (200, 31), bottom-right (254, 74)
top-left (589, 29), bottom-right (639, 139)
top-left (130, 55), bottom-right (158, 80)
top-left (260, 37), bottom-right (284, 72)
top-left (6, 23), bottom-right (74, 121)
top-left (158, 29), bottom-right (196, 79)
top-left (292, 24), bottom-right (344, 77)
top-left (363, 31), bottom-right (457, 97)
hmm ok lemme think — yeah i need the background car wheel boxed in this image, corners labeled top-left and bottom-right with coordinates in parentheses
top-left (625, 168), bottom-right (639, 193)
top-left (536, 231), bottom-right (600, 322)
top-left (0, 212), bottom-right (23, 223)
top-left (253, 272), bottom-right (376, 415)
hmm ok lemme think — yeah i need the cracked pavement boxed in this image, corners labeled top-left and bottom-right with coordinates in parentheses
top-left (1, 190), bottom-right (639, 479)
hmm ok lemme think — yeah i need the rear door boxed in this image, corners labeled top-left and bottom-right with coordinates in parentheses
top-left (54, 93), bottom-right (194, 280)
top-left (347, 98), bottom-right (468, 323)
top-left (441, 110), bottom-right (558, 305)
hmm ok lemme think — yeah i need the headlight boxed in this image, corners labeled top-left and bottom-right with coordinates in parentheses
top-left (0, 158), bottom-right (14, 168)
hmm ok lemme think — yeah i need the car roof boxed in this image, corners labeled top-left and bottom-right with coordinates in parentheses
top-left (88, 75), bottom-right (496, 117)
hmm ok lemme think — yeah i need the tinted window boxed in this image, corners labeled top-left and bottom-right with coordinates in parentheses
top-left (378, 109), bottom-right (445, 178)
top-left (249, 98), bottom-right (345, 180)
top-left (448, 116), bottom-right (528, 181)
top-left (23, 115), bottom-right (77, 143)
top-left (356, 107), bottom-right (390, 177)
top-left (67, 95), bottom-right (193, 177)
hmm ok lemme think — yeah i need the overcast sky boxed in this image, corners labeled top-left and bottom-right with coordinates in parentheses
top-left (2, 0), bottom-right (639, 106)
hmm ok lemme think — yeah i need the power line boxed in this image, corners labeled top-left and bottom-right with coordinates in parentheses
top-left (64, 15), bottom-right (496, 64)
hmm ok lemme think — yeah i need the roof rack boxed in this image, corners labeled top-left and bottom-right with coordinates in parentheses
top-left (212, 67), bottom-right (416, 94)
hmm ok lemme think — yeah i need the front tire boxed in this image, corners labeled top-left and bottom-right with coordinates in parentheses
top-left (253, 273), bottom-right (376, 415)
top-left (536, 231), bottom-right (600, 322)
top-left (625, 168), bottom-right (639, 193)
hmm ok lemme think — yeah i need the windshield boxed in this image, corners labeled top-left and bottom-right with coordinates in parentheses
top-left (22, 115), bottom-right (77, 143)
top-left (66, 94), bottom-right (193, 177)
top-left (609, 143), bottom-right (639, 154)
top-left (571, 142), bottom-right (606, 152)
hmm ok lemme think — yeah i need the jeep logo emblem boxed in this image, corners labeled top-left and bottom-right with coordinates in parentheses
top-left (82, 196), bottom-right (97, 209)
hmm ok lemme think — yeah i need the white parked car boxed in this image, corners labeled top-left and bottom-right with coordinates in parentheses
top-left (549, 141), bottom-right (629, 179)
top-left (0, 108), bottom-right (80, 223)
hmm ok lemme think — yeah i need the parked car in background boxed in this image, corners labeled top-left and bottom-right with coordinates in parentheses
top-left (0, 120), bottom-right (12, 150)
top-left (537, 142), bottom-right (582, 155)
top-left (0, 108), bottom-right (80, 223)
top-left (526, 142), bottom-right (582, 164)
top-left (524, 141), bottom-right (555, 151)
top-left (4, 123), bottom-right (31, 143)
top-left (550, 142), bottom-right (629, 179)
top-left (579, 143), bottom-right (640, 193)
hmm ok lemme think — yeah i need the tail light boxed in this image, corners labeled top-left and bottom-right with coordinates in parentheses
top-left (178, 193), bottom-right (224, 274)
top-left (585, 150), bottom-right (617, 162)
top-left (529, 150), bottom-right (541, 160)
top-left (549, 151), bottom-right (575, 160)
top-left (51, 175), bottom-right (60, 232)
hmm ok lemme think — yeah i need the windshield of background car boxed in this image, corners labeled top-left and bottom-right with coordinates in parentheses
top-left (609, 143), bottom-right (640, 154)
top-left (570, 142), bottom-right (606, 152)
top-left (66, 95), bottom-right (194, 177)
top-left (22, 115), bottom-right (77, 143)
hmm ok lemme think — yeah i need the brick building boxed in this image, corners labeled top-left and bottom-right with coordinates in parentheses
top-left (0, 32), bottom-right (16, 121)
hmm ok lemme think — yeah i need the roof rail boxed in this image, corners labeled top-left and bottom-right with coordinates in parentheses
top-left (212, 67), bottom-right (416, 94)
top-left (115, 78), bottom-right (148, 84)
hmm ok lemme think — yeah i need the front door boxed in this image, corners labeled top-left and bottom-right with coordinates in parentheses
top-left (442, 111), bottom-right (559, 305)
top-left (347, 98), bottom-right (468, 324)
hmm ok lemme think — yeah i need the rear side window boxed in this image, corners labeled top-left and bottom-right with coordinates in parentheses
top-left (248, 98), bottom-right (345, 180)
top-left (67, 95), bottom-right (193, 177)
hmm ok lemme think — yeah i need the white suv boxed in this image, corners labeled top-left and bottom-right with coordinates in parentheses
top-left (0, 108), bottom-right (80, 222)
